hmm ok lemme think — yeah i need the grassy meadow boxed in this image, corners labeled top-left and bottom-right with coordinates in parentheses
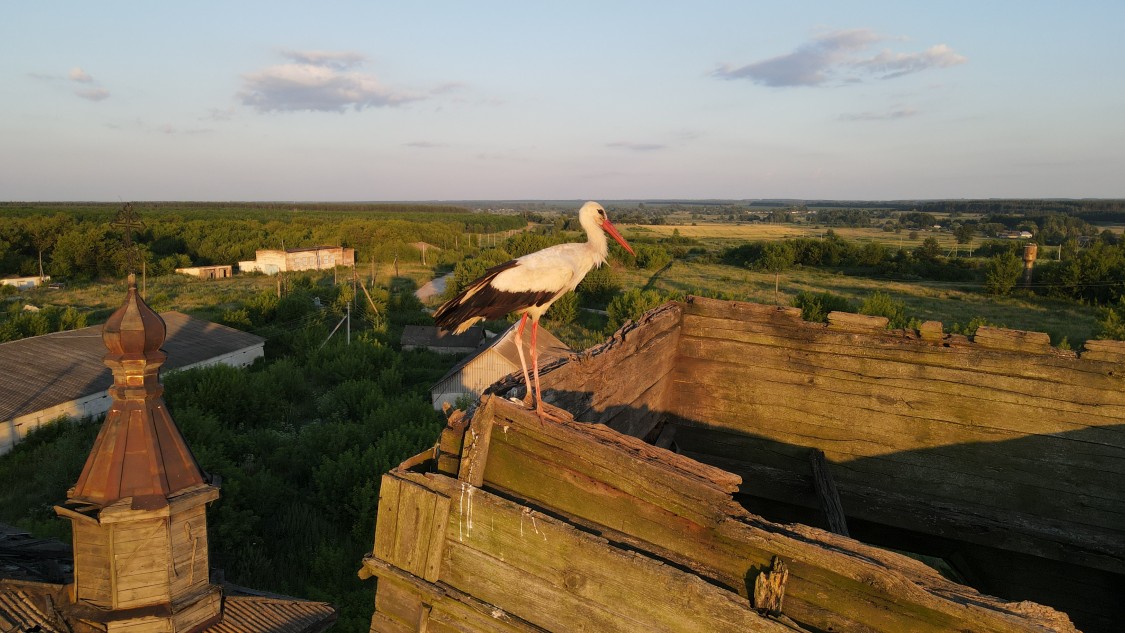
top-left (628, 222), bottom-right (992, 254)
top-left (616, 259), bottom-right (1099, 347)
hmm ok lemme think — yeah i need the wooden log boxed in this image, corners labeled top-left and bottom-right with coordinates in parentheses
top-left (679, 311), bottom-right (1113, 387)
top-left (919, 320), bottom-right (944, 342)
top-left (437, 399), bottom-right (1079, 633)
top-left (808, 450), bottom-right (849, 537)
top-left (827, 311), bottom-right (888, 333)
top-left (973, 326), bottom-right (1053, 354)
top-left (1083, 339), bottom-right (1125, 363)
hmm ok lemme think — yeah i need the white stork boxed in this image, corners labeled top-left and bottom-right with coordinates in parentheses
top-left (433, 201), bottom-right (635, 418)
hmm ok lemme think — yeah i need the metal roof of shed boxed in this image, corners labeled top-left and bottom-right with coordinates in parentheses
top-left (0, 312), bottom-right (264, 421)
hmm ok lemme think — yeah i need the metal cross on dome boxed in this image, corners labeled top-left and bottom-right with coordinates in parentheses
top-left (111, 202), bottom-right (145, 274)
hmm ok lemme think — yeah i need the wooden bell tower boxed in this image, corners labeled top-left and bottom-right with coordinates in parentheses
top-left (54, 274), bottom-right (222, 633)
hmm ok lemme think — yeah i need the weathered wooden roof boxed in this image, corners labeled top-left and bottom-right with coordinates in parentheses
top-left (0, 311), bottom-right (264, 421)
top-left (399, 324), bottom-right (483, 350)
top-left (362, 396), bottom-right (1078, 633)
top-left (0, 580), bottom-right (336, 633)
top-left (432, 321), bottom-right (571, 388)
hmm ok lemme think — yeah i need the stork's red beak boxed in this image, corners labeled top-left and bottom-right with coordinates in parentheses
top-left (601, 219), bottom-right (635, 256)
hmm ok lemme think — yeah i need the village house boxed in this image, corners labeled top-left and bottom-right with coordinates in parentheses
top-left (0, 275), bottom-right (49, 290)
top-left (429, 322), bottom-right (570, 410)
top-left (175, 264), bottom-right (233, 279)
top-left (238, 246), bottom-right (354, 275)
top-left (0, 311), bottom-right (264, 455)
top-left (399, 324), bottom-right (484, 355)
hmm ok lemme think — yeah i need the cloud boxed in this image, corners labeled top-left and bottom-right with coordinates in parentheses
top-left (854, 44), bottom-right (967, 79)
top-left (607, 141), bottom-right (667, 152)
top-left (239, 50), bottom-right (422, 113)
top-left (75, 87), bottom-right (110, 101)
top-left (69, 67), bottom-right (93, 83)
top-left (713, 29), bottom-right (965, 87)
top-left (840, 107), bottom-right (919, 121)
top-left (405, 141), bottom-right (448, 148)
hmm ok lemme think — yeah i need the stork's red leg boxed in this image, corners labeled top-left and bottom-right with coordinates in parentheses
top-left (514, 313), bottom-right (534, 407)
top-left (531, 318), bottom-right (543, 411)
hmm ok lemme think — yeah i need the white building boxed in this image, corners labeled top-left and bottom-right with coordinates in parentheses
top-left (238, 246), bottom-right (355, 275)
top-left (1, 275), bottom-right (49, 290)
top-left (0, 311), bottom-right (264, 455)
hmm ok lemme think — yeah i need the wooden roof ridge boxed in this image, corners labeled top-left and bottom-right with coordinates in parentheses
top-left (69, 275), bottom-right (206, 509)
top-left (365, 395), bottom-right (1078, 632)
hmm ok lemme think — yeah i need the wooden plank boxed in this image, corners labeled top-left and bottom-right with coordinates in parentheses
top-left (112, 520), bottom-right (168, 544)
top-left (403, 463), bottom-right (1072, 633)
top-left (670, 372), bottom-right (1125, 492)
top-left (671, 345), bottom-right (1125, 463)
top-left (679, 308), bottom-right (1123, 392)
top-left (115, 583), bottom-right (170, 606)
top-left (974, 326), bottom-right (1053, 353)
top-left (672, 401), bottom-right (1125, 548)
top-left (1083, 339), bottom-right (1125, 363)
top-left (669, 383), bottom-right (1125, 529)
top-left (676, 432), bottom-right (1125, 575)
top-left (678, 319), bottom-right (1125, 411)
top-left (539, 302), bottom-right (682, 419)
top-left (809, 450), bottom-right (849, 537)
top-left (458, 399), bottom-right (495, 487)
top-left (430, 476), bottom-right (793, 633)
top-left (364, 554), bottom-right (546, 633)
top-left (593, 372), bottom-right (672, 439)
top-left (474, 398), bottom-right (742, 527)
top-left (827, 311), bottom-right (888, 333)
top-left (673, 341), bottom-right (1125, 444)
top-left (373, 474), bottom-right (403, 558)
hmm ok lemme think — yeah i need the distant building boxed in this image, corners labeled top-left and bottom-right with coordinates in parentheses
top-left (0, 311), bottom-right (265, 455)
top-left (429, 322), bottom-right (570, 410)
top-left (400, 325), bottom-right (485, 355)
top-left (238, 246), bottom-right (354, 275)
top-left (1, 275), bottom-right (48, 290)
top-left (999, 230), bottom-right (1034, 239)
top-left (176, 264), bottom-right (233, 279)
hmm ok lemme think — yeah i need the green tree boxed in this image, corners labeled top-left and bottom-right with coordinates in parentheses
top-left (914, 236), bottom-right (942, 262)
top-left (985, 252), bottom-right (1023, 295)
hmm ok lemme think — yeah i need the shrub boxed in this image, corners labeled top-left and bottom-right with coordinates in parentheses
top-left (793, 291), bottom-right (855, 323)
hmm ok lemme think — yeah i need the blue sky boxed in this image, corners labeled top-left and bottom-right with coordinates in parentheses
top-left (2, 1), bottom-right (1123, 201)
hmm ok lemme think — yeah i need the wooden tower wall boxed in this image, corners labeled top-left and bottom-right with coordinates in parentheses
top-left (362, 397), bottom-right (1077, 633)
top-left (666, 297), bottom-right (1124, 578)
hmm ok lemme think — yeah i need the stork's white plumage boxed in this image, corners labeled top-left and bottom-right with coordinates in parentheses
top-left (434, 201), bottom-right (634, 418)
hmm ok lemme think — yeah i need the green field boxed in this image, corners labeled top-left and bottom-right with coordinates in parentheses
top-left (616, 260), bottom-right (1099, 346)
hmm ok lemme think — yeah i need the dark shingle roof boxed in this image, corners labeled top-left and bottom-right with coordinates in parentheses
top-left (0, 312), bottom-right (264, 421)
top-left (399, 325), bottom-right (483, 350)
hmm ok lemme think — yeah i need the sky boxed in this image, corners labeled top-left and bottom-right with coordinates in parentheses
top-left (2, 1), bottom-right (1124, 202)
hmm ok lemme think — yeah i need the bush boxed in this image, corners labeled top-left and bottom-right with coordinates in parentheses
top-left (859, 291), bottom-right (919, 330)
top-left (793, 291), bottom-right (855, 323)
top-left (606, 288), bottom-right (667, 330)
top-left (545, 291), bottom-right (579, 325)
